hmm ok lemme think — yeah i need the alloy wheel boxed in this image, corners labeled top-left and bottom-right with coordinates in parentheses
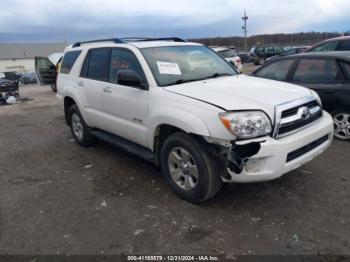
top-left (168, 147), bottom-right (199, 191)
top-left (333, 113), bottom-right (350, 140)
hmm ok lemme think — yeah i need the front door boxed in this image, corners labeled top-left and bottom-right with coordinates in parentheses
top-left (102, 48), bottom-right (148, 147)
top-left (35, 56), bottom-right (57, 85)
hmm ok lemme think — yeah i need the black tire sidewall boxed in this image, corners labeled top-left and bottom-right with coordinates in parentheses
top-left (161, 133), bottom-right (215, 203)
top-left (68, 105), bottom-right (95, 146)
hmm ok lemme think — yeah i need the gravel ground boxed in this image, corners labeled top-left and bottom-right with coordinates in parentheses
top-left (0, 84), bottom-right (349, 256)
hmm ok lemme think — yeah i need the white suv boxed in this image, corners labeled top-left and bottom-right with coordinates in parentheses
top-left (38, 37), bottom-right (334, 203)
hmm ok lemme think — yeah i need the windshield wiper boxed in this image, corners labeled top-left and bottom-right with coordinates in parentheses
top-left (205, 73), bottom-right (233, 79)
top-left (163, 78), bottom-right (205, 87)
top-left (163, 73), bottom-right (233, 87)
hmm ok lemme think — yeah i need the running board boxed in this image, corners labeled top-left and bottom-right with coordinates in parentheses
top-left (90, 129), bottom-right (154, 162)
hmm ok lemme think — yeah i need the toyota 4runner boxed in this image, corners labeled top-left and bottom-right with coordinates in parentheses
top-left (38, 37), bottom-right (334, 203)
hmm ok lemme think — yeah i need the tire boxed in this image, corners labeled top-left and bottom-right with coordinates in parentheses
top-left (51, 83), bottom-right (57, 92)
top-left (68, 104), bottom-right (97, 147)
top-left (258, 57), bottom-right (265, 65)
top-left (160, 132), bottom-right (222, 203)
top-left (331, 108), bottom-right (350, 141)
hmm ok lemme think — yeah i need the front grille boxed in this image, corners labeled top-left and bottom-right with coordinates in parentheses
top-left (281, 100), bottom-right (319, 118)
top-left (278, 110), bottom-right (322, 135)
top-left (274, 97), bottom-right (323, 138)
top-left (286, 135), bottom-right (329, 162)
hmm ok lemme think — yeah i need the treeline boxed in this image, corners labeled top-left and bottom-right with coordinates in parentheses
top-left (189, 32), bottom-right (350, 51)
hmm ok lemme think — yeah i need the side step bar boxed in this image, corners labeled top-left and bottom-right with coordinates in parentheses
top-left (90, 129), bottom-right (154, 162)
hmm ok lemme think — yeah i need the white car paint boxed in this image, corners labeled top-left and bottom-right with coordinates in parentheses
top-left (56, 40), bottom-right (333, 183)
top-left (211, 47), bottom-right (243, 73)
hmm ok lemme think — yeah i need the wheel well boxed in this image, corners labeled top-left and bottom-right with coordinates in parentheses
top-left (153, 124), bottom-right (183, 165)
top-left (64, 96), bottom-right (76, 125)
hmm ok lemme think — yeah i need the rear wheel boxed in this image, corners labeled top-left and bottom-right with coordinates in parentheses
top-left (69, 104), bottom-right (96, 146)
top-left (332, 108), bottom-right (350, 140)
top-left (161, 132), bottom-right (222, 203)
top-left (51, 83), bottom-right (57, 92)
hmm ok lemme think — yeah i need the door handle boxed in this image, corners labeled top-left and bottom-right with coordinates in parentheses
top-left (103, 87), bottom-right (112, 94)
top-left (78, 81), bottom-right (84, 87)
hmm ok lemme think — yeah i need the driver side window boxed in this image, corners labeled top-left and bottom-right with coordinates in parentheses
top-left (255, 59), bottom-right (294, 81)
top-left (109, 49), bottom-right (147, 85)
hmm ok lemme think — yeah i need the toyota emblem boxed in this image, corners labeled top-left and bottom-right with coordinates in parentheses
top-left (300, 107), bottom-right (310, 120)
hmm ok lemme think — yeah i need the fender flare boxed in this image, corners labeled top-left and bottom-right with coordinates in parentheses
top-left (147, 107), bottom-right (211, 149)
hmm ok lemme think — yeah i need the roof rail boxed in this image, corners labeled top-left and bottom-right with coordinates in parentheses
top-left (72, 38), bottom-right (124, 47)
top-left (122, 37), bottom-right (187, 43)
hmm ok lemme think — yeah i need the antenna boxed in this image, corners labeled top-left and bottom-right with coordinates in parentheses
top-left (242, 10), bottom-right (248, 50)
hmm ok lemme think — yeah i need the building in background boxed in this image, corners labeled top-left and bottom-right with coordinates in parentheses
top-left (0, 43), bottom-right (66, 73)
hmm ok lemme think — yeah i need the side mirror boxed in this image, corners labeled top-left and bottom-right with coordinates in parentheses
top-left (117, 70), bottom-right (146, 89)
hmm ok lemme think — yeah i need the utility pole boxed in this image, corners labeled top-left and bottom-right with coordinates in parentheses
top-left (242, 11), bottom-right (248, 51)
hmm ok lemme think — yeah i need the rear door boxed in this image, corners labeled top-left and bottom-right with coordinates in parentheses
top-left (35, 57), bottom-right (57, 84)
top-left (336, 40), bottom-right (350, 51)
top-left (337, 60), bottom-right (350, 108)
top-left (78, 48), bottom-right (110, 129)
top-left (289, 58), bottom-right (344, 111)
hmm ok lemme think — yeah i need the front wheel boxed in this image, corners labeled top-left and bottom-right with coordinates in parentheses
top-left (332, 108), bottom-right (350, 140)
top-left (161, 132), bottom-right (222, 203)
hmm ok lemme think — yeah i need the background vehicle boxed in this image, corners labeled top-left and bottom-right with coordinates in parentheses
top-left (39, 37), bottom-right (333, 203)
top-left (306, 36), bottom-right (350, 52)
top-left (252, 52), bottom-right (350, 140)
top-left (20, 71), bottom-right (37, 84)
top-left (0, 74), bottom-right (20, 99)
top-left (211, 47), bottom-right (243, 73)
top-left (237, 51), bottom-right (253, 64)
top-left (35, 53), bottom-right (63, 92)
top-left (249, 45), bottom-right (285, 65)
top-left (1, 71), bottom-right (21, 82)
top-left (266, 46), bottom-right (310, 63)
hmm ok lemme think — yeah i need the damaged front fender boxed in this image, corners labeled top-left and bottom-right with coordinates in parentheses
top-left (227, 141), bottom-right (264, 174)
top-left (203, 136), bottom-right (265, 177)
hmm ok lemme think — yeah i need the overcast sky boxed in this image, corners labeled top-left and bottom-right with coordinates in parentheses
top-left (0, 0), bottom-right (349, 43)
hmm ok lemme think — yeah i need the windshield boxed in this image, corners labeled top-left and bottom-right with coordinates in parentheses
top-left (141, 45), bottom-right (237, 87)
top-left (218, 49), bottom-right (237, 58)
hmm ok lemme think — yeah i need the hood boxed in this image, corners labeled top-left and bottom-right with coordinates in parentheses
top-left (163, 74), bottom-right (312, 119)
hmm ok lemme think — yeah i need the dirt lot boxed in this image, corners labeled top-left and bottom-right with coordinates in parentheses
top-left (0, 82), bottom-right (349, 256)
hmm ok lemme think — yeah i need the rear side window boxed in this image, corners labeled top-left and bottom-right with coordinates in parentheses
top-left (337, 40), bottom-right (350, 51)
top-left (293, 59), bottom-right (341, 82)
top-left (339, 61), bottom-right (350, 79)
top-left (60, 51), bottom-right (81, 74)
top-left (274, 47), bottom-right (284, 53)
top-left (81, 48), bottom-right (110, 81)
top-left (255, 59), bottom-right (294, 81)
top-left (310, 41), bottom-right (338, 52)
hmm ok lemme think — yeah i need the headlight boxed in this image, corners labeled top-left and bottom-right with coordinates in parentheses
top-left (219, 111), bottom-right (272, 139)
top-left (309, 90), bottom-right (322, 107)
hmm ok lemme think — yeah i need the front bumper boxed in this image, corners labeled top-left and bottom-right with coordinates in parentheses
top-left (224, 112), bottom-right (334, 183)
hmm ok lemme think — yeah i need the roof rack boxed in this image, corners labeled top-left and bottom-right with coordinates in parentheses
top-left (122, 37), bottom-right (187, 43)
top-left (72, 38), bottom-right (124, 47)
top-left (71, 37), bottom-right (187, 48)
